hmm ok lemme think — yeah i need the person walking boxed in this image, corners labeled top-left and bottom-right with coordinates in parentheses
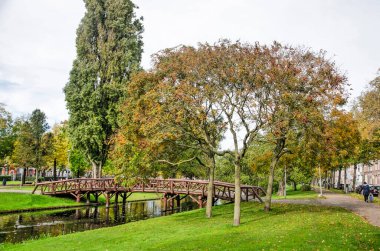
top-left (362, 182), bottom-right (370, 202)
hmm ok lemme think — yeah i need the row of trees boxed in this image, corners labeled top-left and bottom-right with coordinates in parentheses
top-left (62, 0), bottom-right (380, 226)
top-left (0, 106), bottom-right (89, 183)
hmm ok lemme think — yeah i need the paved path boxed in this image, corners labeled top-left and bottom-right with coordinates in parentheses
top-left (273, 193), bottom-right (380, 227)
top-left (0, 188), bottom-right (40, 194)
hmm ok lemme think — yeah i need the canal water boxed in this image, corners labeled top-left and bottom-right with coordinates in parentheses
top-left (0, 199), bottom-right (199, 244)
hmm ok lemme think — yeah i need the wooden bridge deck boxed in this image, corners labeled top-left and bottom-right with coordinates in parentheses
top-left (32, 178), bottom-right (266, 208)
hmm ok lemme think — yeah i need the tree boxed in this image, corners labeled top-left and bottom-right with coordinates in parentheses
top-left (44, 123), bottom-right (70, 180)
top-left (12, 118), bottom-right (35, 185)
top-left (115, 47), bottom-right (227, 218)
top-left (0, 104), bottom-right (15, 164)
top-left (29, 109), bottom-right (49, 182)
top-left (261, 44), bottom-right (347, 211)
top-left (69, 149), bottom-right (90, 178)
top-left (64, 0), bottom-right (143, 178)
top-left (116, 41), bottom-right (274, 225)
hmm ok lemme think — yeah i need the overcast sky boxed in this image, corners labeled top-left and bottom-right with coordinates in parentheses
top-left (0, 0), bottom-right (379, 126)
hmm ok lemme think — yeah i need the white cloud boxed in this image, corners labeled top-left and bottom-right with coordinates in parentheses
top-left (0, 0), bottom-right (379, 126)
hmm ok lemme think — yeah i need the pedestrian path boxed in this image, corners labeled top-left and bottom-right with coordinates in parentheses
top-left (274, 192), bottom-right (380, 227)
top-left (0, 188), bottom-right (40, 194)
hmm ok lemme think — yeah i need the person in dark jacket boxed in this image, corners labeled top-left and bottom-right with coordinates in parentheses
top-left (362, 182), bottom-right (370, 202)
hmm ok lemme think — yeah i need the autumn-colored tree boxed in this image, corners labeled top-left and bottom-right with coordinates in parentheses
top-left (43, 123), bottom-right (69, 180)
top-left (261, 44), bottom-right (347, 211)
top-left (115, 46), bottom-right (228, 219)
top-left (115, 41), bottom-right (274, 224)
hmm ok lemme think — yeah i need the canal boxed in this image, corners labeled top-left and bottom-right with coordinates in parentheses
top-left (0, 199), bottom-right (199, 244)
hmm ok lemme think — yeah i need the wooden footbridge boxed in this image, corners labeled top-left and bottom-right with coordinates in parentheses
top-left (32, 178), bottom-right (266, 209)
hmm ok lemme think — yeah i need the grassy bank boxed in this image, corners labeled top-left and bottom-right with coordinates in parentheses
top-left (272, 188), bottom-right (318, 200)
top-left (0, 193), bottom-right (80, 213)
top-left (91, 192), bottom-right (162, 204)
top-left (2, 202), bottom-right (379, 250)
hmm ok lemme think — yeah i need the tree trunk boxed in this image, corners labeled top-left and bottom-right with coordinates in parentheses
top-left (35, 169), bottom-right (39, 184)
top-left (352, 163), bottom-right (357, 192)
top-left (338, 167), bottom-right (342, 189)
top-left (92, 162), bottom-right (98, 178)
top-left (233, 161), bottom-right (241, 226)
top-left (206, 156), bottom-right (215, 218)
top-left (332, 169), bottom-right (336, 188)
top-left (53, 158), bottom-right (57, 181)
top-left (292, 181), bottom-right (297, 191)
top-left (344, 167), bottom-right (347, 193)
top-left (264, 157), bottom-right (279, 212)
top-left (277, 179), bottom-right (285, 196)
top-left (21, 167), bottom-right (26, 186)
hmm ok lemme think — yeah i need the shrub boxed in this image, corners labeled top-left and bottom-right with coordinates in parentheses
top-left (0, 175), bottom-right (12, 181)
top-left (300, 184), bottom-right (311, 191)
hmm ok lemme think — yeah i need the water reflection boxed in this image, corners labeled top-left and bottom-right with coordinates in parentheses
top-left (0, 198), bottom-right (199, 244)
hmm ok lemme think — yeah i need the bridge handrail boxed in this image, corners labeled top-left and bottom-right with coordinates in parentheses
top-left (35, 178), bottom-right (263, 189)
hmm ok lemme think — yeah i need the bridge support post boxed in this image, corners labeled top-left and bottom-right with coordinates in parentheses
top-left (115, 192), bottom-right (119, 204)
top-left (122, 193), bottom-right (127, 205)
top-left (93, 192), bottom-right (100, 204)
top-left (86, 193), bottom-right (91, 204)
top-left (162, 195), bottom-right (168, 211)
top-left (176, 195), bottom-right (180, 208)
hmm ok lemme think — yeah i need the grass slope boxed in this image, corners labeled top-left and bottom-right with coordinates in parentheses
top-left (0, 193), bottom-right (80, 212)
top-left (3, 202), bottom-right (379, 250)
top-left (272, 189), bottom-right (318, 200)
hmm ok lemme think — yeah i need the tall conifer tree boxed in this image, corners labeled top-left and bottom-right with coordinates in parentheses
top-left (64, 0), bottom-right (143, 178)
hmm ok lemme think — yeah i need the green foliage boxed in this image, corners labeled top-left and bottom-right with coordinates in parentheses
top-left (12, 119), bottom-right (35, 167)
top-left (64, 0), bottom-right (143, 177)
top-left (0, 104), bottom-right (15, 163)
top-left (300, 184), bottom-right (312, 191)
top-left (69, 149), bottom-right (90, 178)
top-left (0, 175), bottom-right (12, 181)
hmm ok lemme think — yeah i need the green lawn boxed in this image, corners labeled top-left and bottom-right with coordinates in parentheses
top-left (0, 193), bottom-right (80, 213)
top-left (90, 192), bottom-right (162, 204)
top-left (272, 189), bottom-right (319, 200)
top-left (3, 181), bottom-right (22, 185)
top-left (2, 202), bottom-right (379, 250)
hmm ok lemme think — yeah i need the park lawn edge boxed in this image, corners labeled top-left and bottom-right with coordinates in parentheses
top-left (2, 202), bottom-right (379, 251)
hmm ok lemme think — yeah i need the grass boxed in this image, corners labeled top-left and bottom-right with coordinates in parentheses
top-left (0, 193), bottom-right (80, 213)
top-left (90, 192), bottom-right (162, 203)
top-left (272, 188), bottom-right (319, 200)
top-left (2, 202), bottom-right (379, 251)
top-left (3, 181), bottom-right (22, 185)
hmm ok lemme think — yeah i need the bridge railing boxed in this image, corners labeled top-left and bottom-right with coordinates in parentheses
top-left (33, 178), bottom-right (265, 202)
